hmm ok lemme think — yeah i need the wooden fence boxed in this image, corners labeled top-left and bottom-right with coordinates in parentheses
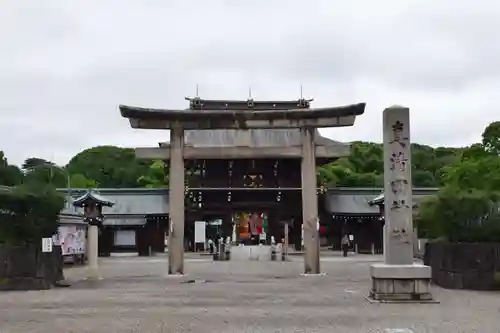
top-left (0, 245), bottom-right (64, 291)
top-left (424, 242), bottom-right (500, 290)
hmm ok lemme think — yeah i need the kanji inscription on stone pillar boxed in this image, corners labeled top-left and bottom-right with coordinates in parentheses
top-left (383, 106), bottom-right (413, 265)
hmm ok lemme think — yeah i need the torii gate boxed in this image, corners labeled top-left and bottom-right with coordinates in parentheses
top-left (119, 98), bottom-right (365, 275)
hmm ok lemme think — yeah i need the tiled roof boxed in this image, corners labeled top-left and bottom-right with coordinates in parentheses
top-left (72, 190), bottom-right (114, 207)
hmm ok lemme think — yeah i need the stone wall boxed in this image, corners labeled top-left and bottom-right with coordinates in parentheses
top-left (0, 245), bottom-right (64, 291)
top-left (424, 242), bottom-right (500, 290)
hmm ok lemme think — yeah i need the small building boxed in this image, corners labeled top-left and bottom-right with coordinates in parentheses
top-left (367, 188), bottom-right (439, 213)
top-left (59, 188), bottom-right (168, 256)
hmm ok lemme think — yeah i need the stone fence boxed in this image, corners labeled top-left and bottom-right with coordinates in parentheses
top-left (0, 245), bottom-right (64, 291)
top-left (424, 242), bottom-right (500, 290)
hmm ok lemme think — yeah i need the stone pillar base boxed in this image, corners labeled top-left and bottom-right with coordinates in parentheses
top-left (369, 263), bottom-right (435, 302)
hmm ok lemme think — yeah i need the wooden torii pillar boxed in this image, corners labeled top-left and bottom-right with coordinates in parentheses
top-left (168, 125), bottom-right (185, 275)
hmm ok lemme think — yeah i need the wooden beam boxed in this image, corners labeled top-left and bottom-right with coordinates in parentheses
top-left (135, 145), bottom-right (349, 160)
top-left (129, 115), bottom-right (357, 130)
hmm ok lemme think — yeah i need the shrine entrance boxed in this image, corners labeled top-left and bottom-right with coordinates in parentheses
top-left (186, 186), bottom-right (303, 249)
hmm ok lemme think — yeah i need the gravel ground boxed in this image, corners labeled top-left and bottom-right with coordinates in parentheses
top-left (0, 253), bottom-right (499, 333)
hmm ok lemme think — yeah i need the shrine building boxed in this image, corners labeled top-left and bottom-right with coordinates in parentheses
top-left (57, 186), bottom-right (438, 257)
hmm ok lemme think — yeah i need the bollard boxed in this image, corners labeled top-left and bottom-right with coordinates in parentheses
top-left (224, 243), bottom-right (230, 261)
top-left (281, 243), bottom-right (288, 261)
top-left (270, 245), bottom-right (277, 261)
top-left (219, 243), bottom-right (225, 261)
top-left (225, 237), bottom-right (231, 261)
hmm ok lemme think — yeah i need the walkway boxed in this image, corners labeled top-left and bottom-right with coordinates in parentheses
top-left (0, 254), bottom-right (498, 332)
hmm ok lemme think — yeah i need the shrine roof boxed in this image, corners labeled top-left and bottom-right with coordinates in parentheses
top-left (72, 190), bottom-right (115, 207)
top-left (367, 188), bottom-right (439, 206)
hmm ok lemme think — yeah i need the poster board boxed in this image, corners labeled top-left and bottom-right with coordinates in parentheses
top-left (58, 225), bottom-right (86, 255)
top-left (194, 221), bottom-right (206, 243)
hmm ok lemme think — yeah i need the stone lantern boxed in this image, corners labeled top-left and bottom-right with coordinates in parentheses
top-left (73, 190), bottom-right (114, 280)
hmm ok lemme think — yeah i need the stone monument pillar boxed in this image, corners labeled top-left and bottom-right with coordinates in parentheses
top-left (168, 125), bottom-right (185, 275)
top-left (369, 106), bottom-right (433, 301)
top-left (300, 127), bottom-right (320, 274)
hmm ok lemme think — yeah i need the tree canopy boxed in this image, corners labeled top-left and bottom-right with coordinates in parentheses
top-left (315, 141), bottom-right (461, 188)
top-left (0, 138), bottom-right (469, 190)
top-left (413, 121), bottom-right (500, 243)
top-left (65, 146), bottom-right (151, 188)
top-left (0, 152), bottom-right (23, 187)
top-left (0, 184), bottom-right (65, 245)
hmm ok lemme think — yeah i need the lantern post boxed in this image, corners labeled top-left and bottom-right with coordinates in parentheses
top-left (72, 190), bottom-right (114, 280)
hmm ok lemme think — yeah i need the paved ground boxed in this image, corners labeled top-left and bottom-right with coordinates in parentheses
top-left (1, 253), bottom-right (499, 333)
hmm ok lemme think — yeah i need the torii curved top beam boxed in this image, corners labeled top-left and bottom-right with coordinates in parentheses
top-left (119, 103), bottom-right (366, 130)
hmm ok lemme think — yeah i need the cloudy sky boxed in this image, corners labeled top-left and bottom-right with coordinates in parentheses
top-left (1, 0), bottom-right (499, 166)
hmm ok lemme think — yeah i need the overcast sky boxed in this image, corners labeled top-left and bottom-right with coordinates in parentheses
top-left (1, 0), bottom-right (499, 166)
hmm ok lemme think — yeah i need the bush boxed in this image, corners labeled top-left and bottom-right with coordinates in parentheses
top-left (0, 184), bottom-right (66, 245)
top-left (415, 187), bottom-right (500, 242)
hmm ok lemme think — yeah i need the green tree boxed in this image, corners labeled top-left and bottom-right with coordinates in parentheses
top-left (22, 157), bottom-right (55, 171)
top-left (412, 169), bottom-right (436, 187)
top-left (482, 121), bottom-right (500, 155)
top-left (0, 183), bottom-right (65, 245)
top-left (137, 160), bottom-right (167, 188)
top-left (414, 121), bottom-right (500, 242)
top-left (66, 146), bottom-right (151, 188)
top-left (23, 163), bottom-right (68, 188)
top-left (0, 151), bottom-right (23, 186)
top-left (70, 173), bottom-right (99, 188)
top-left (415, 188), bottom-right (500, 242)
top-left (317, 142), bottom-right (459, 187)
top-left (460, 143), bottom-right (490, 161)
top-left (441, 155), bottom-right (500, 191)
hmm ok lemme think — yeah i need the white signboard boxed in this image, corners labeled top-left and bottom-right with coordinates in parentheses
top-left (42, 238), bottom-right (53, 253)
top-left (114, 230), bottom-right (136, 246)
top-left (194, 221), bottom-right (206, 243)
